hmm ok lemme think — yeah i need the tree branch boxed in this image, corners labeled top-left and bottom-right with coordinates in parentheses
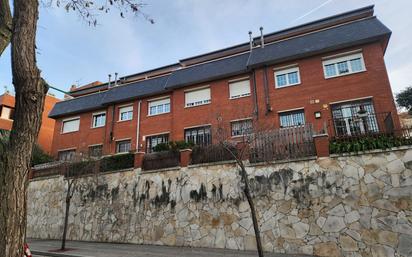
top-left (0, 0), bottom-right (12, 56)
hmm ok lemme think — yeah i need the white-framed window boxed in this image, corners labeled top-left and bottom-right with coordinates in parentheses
top-left (92, 112), bottom-right (106, 128)
top-left (185, 126), bottom-right (211, 146)
top-left (119, 106), bottom-right (133, 121)
top-left (279, 110), bottom-right (305, 128)
top-left (116, 139), bottom-right (131, 153)
top-left (231, 119), bottom-right (253, 137)
top-left (148, 98), bottom-right (170, 116)
top-left (61, 117), bottom-right (80, 133)
top-left (146, 134), bottom-right (169, 153)
top-left (323, 52), bottom-right (366, 78)
top-left (58, 149), bottom-right (76, 161)
top-left (274, 67), bottom-right (301, 88)
top-left (88, 144), bottom-right (103, 157)
top-left (185, 87), bottom-right (211, 107)
top-left (229, 79), bottom-right (251, 99)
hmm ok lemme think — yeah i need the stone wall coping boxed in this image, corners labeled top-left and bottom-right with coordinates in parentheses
top-left (247, 156), bottom-right (317, 167)
top-left (179, 148), bottom-right (192, 152)
top-left (312, 133), bottom-right (328, 138)
top-left (140, 166), bottom-right (181, 174)
top-left (30, 174), bottom-right (62, 181)
top-left (330, 145), bottom-right (412, 158)
top-left (188, 160), bottom-right (237, 169)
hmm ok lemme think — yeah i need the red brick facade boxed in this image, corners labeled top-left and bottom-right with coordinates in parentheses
top-left (50, 41), bottom-right (399, 158)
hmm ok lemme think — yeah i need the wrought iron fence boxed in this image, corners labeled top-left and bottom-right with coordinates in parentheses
top-left (142, 150), bottom-right (180, 171)
top-left (249, 124), bottom-right (316, 163)
top-left (328, 112), bottom-right (394, 139)
top-left (191, 144), bottom-right (237, 165)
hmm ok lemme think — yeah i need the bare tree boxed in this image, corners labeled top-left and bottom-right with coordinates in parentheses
top-left (60, 153), bottom-right (100, 251)
top-left (0, 1), bottom-right (151, 256)
top-left (213, 116), bottom-right (264, 257)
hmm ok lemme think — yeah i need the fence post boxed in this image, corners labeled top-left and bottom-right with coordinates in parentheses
top-left (134, 152), bottom-right (145, 168)
top-left (313, 133), bottom-right (330, 157)
top-left (180, 149), bottom-right (192, 167)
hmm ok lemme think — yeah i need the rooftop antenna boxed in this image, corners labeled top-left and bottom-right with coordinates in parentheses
top-left (108, 74), bottom-right (112, 88)
top-left (248, 31), bottom-right (253, 50)
top-left (260, 27), bottom-right (265, 48)
top-left (114, 72), bottom-right (118, 86)
top-left (3, 85), bottom-right (9, 94)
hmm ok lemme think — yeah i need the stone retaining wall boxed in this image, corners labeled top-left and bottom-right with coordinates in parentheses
top-left (28, 148), bottom-right (412, 257)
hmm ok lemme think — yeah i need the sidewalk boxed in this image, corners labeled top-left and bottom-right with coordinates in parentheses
top-left (28, 239), bottom-right (312, 257)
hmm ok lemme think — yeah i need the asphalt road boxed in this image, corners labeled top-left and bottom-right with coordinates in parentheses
top-left (28, 239), bottom-right (312, 257)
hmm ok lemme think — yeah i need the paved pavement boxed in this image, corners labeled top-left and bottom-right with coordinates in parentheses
top-left (28, 239), bottom-right (312, 257)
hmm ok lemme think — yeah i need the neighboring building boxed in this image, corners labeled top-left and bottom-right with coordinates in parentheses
top-left (398, 112), bottom-right (412, 128)
top-left (0, 92), bottom-right (60, 153)
top-left (49, 5), bottom-right (400, 159)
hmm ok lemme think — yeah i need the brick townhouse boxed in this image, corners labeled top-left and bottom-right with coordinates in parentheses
top-left (48, 5), bottom-right (400, 160)
top-left (0, 92), bottom-right (60, 153)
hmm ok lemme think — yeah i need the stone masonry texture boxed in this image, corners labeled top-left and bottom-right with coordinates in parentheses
top-left (28, 148), bottom-right (412, 257)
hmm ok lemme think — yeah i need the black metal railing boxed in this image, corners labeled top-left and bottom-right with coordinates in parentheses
top-left (142, 150), bottom-right (180, 171)
top-left (190, 144), bottom-right (237, 165)
top-left (249, 124), bottom-right (316, 163)
top-left (328, 112), bottom-right (394, 139)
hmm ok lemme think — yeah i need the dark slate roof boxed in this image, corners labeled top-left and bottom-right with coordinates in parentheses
top-left (49, 91), bottom-right (107, 118)
top-left (101, 75), bottom-right (170, 105)
top-left (165, 53), bottom-right (250, 89)
top-left (247, 17), bottom-right (391, 67)
top-left (50, 15), bottom-right (391, 119)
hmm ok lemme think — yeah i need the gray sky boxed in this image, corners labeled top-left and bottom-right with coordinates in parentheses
top-left (0, 0), bottom-right (411, 98)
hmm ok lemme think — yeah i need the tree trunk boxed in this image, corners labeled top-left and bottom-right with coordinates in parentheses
top-left (61, 192), bottom-right (71, 250)
top-left (0, 0), bottom-right (12, 56)
top-left (0, 0), bottom-right (46, 256)
top-left (240, 166), bottom-right (264, 257)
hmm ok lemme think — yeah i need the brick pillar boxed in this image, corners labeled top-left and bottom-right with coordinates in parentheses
top-left (313, 134), bottom-right (330, 157)
top-left (134, 152), bottom-right (145, 168)
top-left (28, 169), bottom-right (34, 180)
top-left (180, 149), bottom-right (192, 167)
top-left (236, 142), bottom-right (250, 161)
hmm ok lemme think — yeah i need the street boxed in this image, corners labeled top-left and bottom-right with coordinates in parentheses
top-left (28, 239), bottom-right (312, 257)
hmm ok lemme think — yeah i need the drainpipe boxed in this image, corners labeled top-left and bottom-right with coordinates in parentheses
top-left (136, 100), bottom-right (142, 152)
top-left (263, 66), bottom-right (272, 114)
top-left (110, 104), bottom-right (115, 143)
top-left (252, 70), bottom-right (259, 119)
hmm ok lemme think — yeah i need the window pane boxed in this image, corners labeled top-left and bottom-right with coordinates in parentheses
top-left (116, 140), bottom-right (131, 153)
top-left (337, 61), bottom-right (349, 74)
top-left (279, 111), bottom-right (305, 128)
top-left (229, 80), bottom-right (251, 98)
top-left (185, 88), bottom-right (211, 107)
top-left (119, 106), bottom-right (133, 120)
top-left (150, 106), bottom-right (157, 115)
top-left (288, 72), bottom-right (299, 84)
top-left (164, 103), bottom-right (170, 113)
top-left (350, 58), bottom-right (363, 72)
top-left (231, 120), bottom-right (253, 136)
top-left (184, 126), bottom-right (211, 146)
top-left (276, 74), bottom-right (287, 87)
top-left (89, 145), bottom-right (103, 157)
top-left (325, 64), bottom-right (336, 77)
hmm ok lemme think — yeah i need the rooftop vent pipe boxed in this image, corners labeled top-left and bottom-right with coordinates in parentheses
top-left (108, 74), bottom-right (112, 88)
top-left (114, 72), bottom-right (118, 86)
top-left (248, 31), bottom-right (253, 50)
top-left (260, 27), bottom-right (264, 48)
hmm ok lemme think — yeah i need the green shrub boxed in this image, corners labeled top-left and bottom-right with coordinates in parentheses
top-left (100, 153), bottom-right (134, 172)
top-left (330, 135), bottom-right (412, 154)
top-left (31, 144), bottom-right (54, 166)
top-left (152, 140), bottom-right (194, 152)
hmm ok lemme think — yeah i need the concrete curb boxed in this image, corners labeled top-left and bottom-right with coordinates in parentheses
top-left (32, 250), bottom-right (91, 257)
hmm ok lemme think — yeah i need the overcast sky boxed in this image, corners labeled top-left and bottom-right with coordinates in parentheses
top-left (0, 0), bottom-right (411, 98)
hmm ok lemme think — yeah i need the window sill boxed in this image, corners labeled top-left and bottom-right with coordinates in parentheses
top-left (184, 102), bottom-right (211, 109)
top-left (117, 119), bottom-right (132, 123)
top-left (147, 112), bottom-right (170, 117)
top-left (275, 82), bottom-right (301, 89)
top-left (229, 94), bottom-right (251, 100)
top-left (60, 131), bottom-right (79, 135)
top-left (91, 125), bottom-right (105, 129)
top-left (324, 69), bottom-right (366, 80)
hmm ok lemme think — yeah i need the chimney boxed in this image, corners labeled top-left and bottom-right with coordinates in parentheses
top-left (108, 74), bottom-right (112, 88)
top-left (114, 72), bottom-right (118, 86)
top-left (260, 27), bottom-right (264, 48)
top-left (248, 31), bottom-right (253, 50)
